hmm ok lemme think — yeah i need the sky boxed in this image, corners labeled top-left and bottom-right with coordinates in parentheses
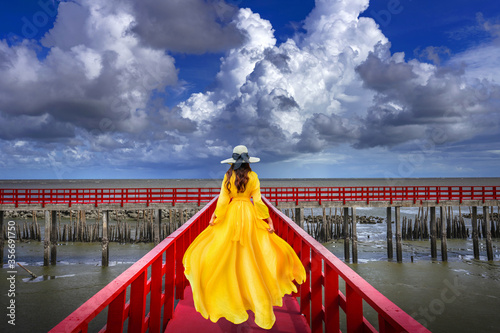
top-left (0, 0), bottom-right (499, 180)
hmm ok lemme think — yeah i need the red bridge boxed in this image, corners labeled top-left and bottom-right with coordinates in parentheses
top-left (1, 185), bottom-right (499, 208)
top-left (48, 195), bottom-right (430, 333)
top-left (3, 185), bottom-right (498, 331)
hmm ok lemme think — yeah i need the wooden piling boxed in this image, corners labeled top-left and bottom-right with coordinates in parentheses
top-left (295, 207), bottom-right (302, 228)
top-left (322, 207), bottom-right (327, 242)
top-left (50, 210), bottom-right (57, 265)
top-left (44, 211), bottom-right (51, 266)
top-left (102, 211), bottom-right (109, 267)
top-left (0, 211), bottom-right (4, 266)
top-left (483, 206), bottom-right (494, 261)
top-left (154, 209), bottom-right (161, 245)
top-left (491, 206), bottom-right (496, 237)
top-left (440, 206), bottom-right (448, 262)
top-left (351, 207), bottom-right (358, 264)
top-left (169, 209), bottom-right (173, 236)
top-left (471, 206), bottom-right (479, 259)
top-left (430, 207), bottom-right (437, 259)
top-left (446, 206), bottom-right (453, 238)
top-left (386, 207), bottom-right (393, 260)
top-left (343, 207), bottom-right (350, 263)
top-left (395, 207), bottom-right (402, 263)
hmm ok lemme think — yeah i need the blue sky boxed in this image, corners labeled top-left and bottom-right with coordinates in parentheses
top-left (0, 0), bottom-right (499, 180)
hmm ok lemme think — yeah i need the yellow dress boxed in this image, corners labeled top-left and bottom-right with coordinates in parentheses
top-left (183, 171), bottom-right (306, 329)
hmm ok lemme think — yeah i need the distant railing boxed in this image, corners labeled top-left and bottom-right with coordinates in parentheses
top-left (51, 195), bottom-right (429, 333)
top-left (1, 186), bottom-right (499, 208)
top-left (0, 188), bottom-right (220, 207)
top-left (262, 186), bottom-right (500, 205)
top-left (265, 196), bottom-right (429, 333)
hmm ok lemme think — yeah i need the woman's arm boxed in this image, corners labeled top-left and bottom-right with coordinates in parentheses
top-left (209, 212), bottom-right (216, 226)
top-left (213, 174), bottom-right (230, 224)
top-left (266, 216), bottom-right (274, 233)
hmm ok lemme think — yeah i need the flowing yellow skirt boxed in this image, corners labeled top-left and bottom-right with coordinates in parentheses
top-left (183, 198), bottom-right (306, 329)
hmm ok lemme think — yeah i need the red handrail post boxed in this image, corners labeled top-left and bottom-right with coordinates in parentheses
top-left (324, 263), bottom-right (339, 332)
top-left (150, 256), bottom-right (163, 333)
top-left (41, 189), bottom-right (45, 208)
top-left (310, 251), bottom-right (323, 333)
top-left (300, 241), bottom-right (311, 327)
top-left (107, 289), bottom-right (126, 333)
top-left (345, 283), bottom-right (363, 332)
top-left (163, 244), bottom-right (175, 331)
top-left (128, 270), bottom-right (147, 333)
top-left (175, 235), bottom-right (185, 300)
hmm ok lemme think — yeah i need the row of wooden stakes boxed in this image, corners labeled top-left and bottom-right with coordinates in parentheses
top-left (1, 209), bottom-right (197, 243)
top-left (282, 206), bottom-right (500, 243)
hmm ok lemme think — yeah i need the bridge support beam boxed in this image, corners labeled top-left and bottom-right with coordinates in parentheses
top-left (440, 206), bottom-right (448, 262)
top-left (395, 207), bottom-right (402, 263)
top-left (102, 211), bottom-right (109, 267)
top-left (343, 207), bottom-right (350, 263)
top-left (430, 207), bottom-right (437, 259)
top-left (154, 209), bottom-right (162, 245)
top-left (386, 207), bottom-right (393, 260)
top-left (351, 207), bottom-right (358, 264)
top-left (483, 206), bottom-right (494, 261)
top-left (0, 211), bottom-right (4, 266)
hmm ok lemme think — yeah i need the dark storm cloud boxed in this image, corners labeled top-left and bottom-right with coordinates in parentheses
top-left (130, 0), bottom-right (244, 54)
top-left (160, 108), bottom-right (198, 133)
top-left (355, 48), bottom-right (500, 148)
top-left (355, 53), bottom-right (416, 93)
top-left (0, 113), bottom-right (75, 140)
top-left (296, 113), bottom-right (358, 153)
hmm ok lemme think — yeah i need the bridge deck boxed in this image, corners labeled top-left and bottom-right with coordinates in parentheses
top-left (165, 287), bottom-right (310, 333)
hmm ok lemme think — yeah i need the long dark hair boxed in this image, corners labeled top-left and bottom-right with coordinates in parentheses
top-left (225, 163), bottom-right (252, 193)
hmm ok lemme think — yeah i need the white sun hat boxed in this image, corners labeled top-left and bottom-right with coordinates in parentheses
top-left (220, 145), bottom-right (260, 169)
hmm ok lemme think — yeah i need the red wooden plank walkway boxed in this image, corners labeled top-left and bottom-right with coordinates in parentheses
top-left (165, 287), bottom-right (310, 333)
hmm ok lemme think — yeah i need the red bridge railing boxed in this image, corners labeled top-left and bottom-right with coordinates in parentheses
top-left (50, 196), bottom-right (429, 333)
top-left (265, 196), bottom-right (429, 333)
top-left (1, 186), bottom-right (499, 207)
top-left (262, 186), bottom-right (499, 205)
top-left (50, 197), bottom-right (217, 333)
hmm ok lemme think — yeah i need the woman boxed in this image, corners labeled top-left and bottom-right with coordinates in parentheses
top-left (183, 145), bottom-right (306, 330)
